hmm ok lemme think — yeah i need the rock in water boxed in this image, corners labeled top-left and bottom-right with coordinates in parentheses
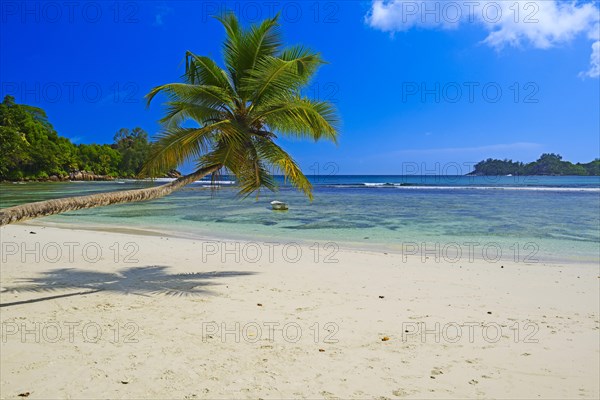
top-left (270, 201), bottom-right (288, 211)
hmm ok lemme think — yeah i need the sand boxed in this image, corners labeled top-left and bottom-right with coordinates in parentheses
top-left (1, 223), bottom-right (598, 399)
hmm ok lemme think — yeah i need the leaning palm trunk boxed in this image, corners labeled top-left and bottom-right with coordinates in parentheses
top-left (0, 165), bottom-right (220, 226)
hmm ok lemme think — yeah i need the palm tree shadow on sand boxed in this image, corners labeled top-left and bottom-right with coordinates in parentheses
top-left (0, 266), bottom-right (256, 307)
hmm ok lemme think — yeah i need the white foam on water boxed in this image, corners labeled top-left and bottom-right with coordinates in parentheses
top-left (392, 186), bottom-right (600, 192)
top-left (326, 183), bottom-right (599, 192)
top-left (194, 180), bottom-right (236, 185)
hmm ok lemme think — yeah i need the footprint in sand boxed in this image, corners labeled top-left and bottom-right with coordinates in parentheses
top-left (319, 390), bottom-right (336, 399)
top-left (392, 388), bottom-right (410, 397)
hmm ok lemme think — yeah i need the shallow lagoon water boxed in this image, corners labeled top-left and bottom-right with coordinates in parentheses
top-left (1, 176), bottom-right (599, 263)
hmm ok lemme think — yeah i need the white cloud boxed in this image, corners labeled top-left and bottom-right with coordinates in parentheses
top-left (365, 1), bottom-right (600, 77)
top-left (481, 1), bottom-right (599, 49)
top-left (580, 22), bottom-right (600, 78)
top-left (580, 40), bottom-right (600, 78)
top-left (366, 0), bottom-right (463, 31)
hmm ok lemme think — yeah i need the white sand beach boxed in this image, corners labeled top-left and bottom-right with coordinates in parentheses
top-left (1, 224), bottom-right (599, 399)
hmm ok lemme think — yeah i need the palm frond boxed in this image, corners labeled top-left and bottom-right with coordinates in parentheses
top-left (215, 12), bottom-right (243, 74)
top-left (243, 50), bottom-right (323, 109)
top-left (216, 12), bottom-right (282, 96)
top-left (236, 158), bottom-right (276, 199)
top-left (146, 83), bottom-right (234, 111)
top-left (159, 101), bottom-right (224, 128)
top-left (197, 120), bottom-right (248, 170)
top-left (254, 138), bottom-right (313, 199)
top-left (140, 121), bottom-right (228, 176)
top-left (257, 96), bottom-right (339, 143)
top-left (185, 52), bottom-right (234, 93)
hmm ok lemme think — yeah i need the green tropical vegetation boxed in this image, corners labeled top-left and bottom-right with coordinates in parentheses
top-left (470, 153), bottom-right (600, 176)
top-left (0, 95), bottom-right (157, 180)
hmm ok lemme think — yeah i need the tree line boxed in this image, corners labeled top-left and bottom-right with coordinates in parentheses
top-left (470, 153), bottom-right (600, 176)
top-left (0, 95), bottom-right (172, 181)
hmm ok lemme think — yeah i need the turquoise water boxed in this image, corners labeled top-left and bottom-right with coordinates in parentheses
top-left (1, 176), bottom-right (599, 263)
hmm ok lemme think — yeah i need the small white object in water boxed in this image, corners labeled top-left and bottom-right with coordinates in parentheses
top-left (271, 201), bottom-right (288, 211)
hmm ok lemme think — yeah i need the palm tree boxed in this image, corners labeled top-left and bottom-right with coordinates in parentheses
top-left (0, 13), bottom-right (339, 226)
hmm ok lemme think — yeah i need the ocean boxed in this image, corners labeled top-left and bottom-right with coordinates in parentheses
top-left (1, 175), bottom-right (599, 264)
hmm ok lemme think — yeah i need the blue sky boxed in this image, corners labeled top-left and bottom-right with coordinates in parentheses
top-left (1, 1), bottom-right (599, 174)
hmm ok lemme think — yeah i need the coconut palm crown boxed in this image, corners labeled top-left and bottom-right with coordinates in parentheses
top-left (143, 12), bottom-right (339, 199)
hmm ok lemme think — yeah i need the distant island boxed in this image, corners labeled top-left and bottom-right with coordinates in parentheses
top-left (0, 95), bottom-right (178, 182)
top-left (469, 154), bottom-right (600, 176)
